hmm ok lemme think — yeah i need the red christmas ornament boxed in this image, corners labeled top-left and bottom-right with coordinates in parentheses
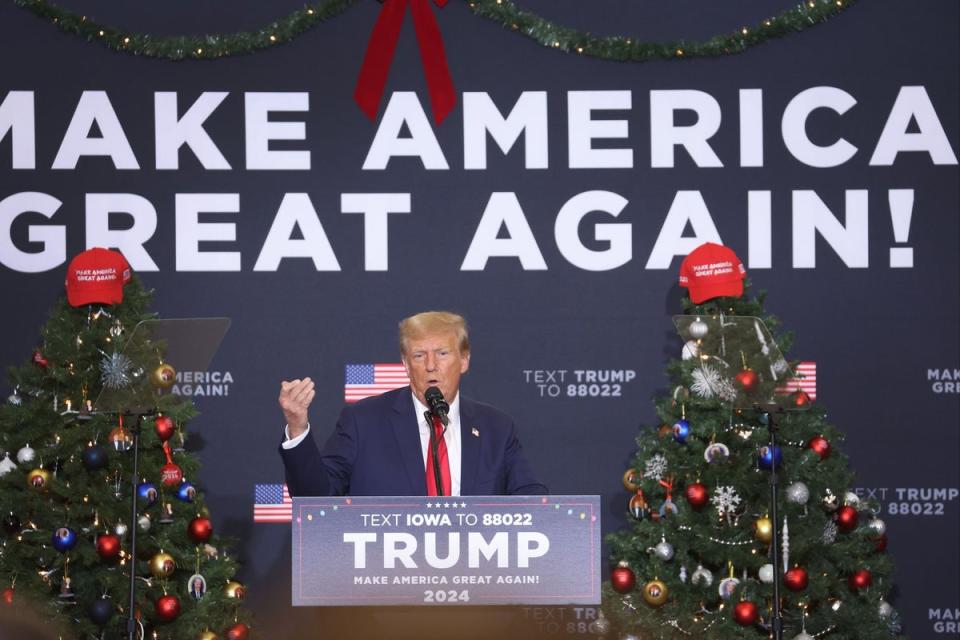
top-left (848, 569), bottom-right (872, 590)
top-left (734, 368), bottom-right (759, 392)
top-left (836, 505), bottom-right (859, 532)
top-left (2, 587), bottom-right (13, 604)
top-left (784, 566), bottom-right (809, 591)
top-left (685, 482), bottom-right (709, 510)
top-left (874, 534), bottom-right (888, 552)
top-left (733, 600), bottom-right (759, 626)
top-left (790, 390), bottom-right (811, 407)
top-left (32, 350), bottom-right (49, 369)
top-left (808, 435), bottom-right (831, 459)
top-left (96, 534), bottom-right (121, 560)
top-left (226, 623), bottom-right (250, 640)
top-left (160, 442), bottom-right (183, 486)
top-left (610, 564), bottom-right (636, 594)
top-left (154, 594), bottom-right (181, 622)
top-left (161, 463), bottom-right (183, 487)
top-left (154, 415), bottom-right (175, 441)
top-left (188, 517), bottom-right (213, 543)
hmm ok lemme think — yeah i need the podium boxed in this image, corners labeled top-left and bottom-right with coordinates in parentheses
top-left (292, 495), bottom-right (601, 607)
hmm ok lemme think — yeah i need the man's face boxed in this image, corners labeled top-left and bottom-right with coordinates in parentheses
top-left (402, 331), bottom-right (470, 406)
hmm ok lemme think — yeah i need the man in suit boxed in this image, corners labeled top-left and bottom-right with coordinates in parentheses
top-left (278, 311), bottom-right (546, 496)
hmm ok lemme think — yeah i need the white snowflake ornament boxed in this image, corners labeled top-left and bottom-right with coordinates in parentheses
top-left (713, 485), bottom-right (742, 524)
top-left (99, 351), bottom-right (134, 389)
top-left (643, 454), bottom-right (668, 481)
top-left (691, 365), bottom-right (737, 402)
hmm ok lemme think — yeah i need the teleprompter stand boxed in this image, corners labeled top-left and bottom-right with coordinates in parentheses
top-left (91, 318), bottom-right (230, 640)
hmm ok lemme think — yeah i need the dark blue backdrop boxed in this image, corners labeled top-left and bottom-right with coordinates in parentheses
top-left (1, 1), bottom-right (957, 637)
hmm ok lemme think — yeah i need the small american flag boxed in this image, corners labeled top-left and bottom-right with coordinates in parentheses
top-left (253, 484), bottom-right (292, 523)
top-left (344, 363), bottom-right (409, 403)
top-left (776, 361), bottom-right (817, 400)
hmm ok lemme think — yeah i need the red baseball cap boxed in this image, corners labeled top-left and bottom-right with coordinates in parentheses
top-left (678, 242), bottom-right (746, 304)
top-left (65, 248), bottom-right (131, 307)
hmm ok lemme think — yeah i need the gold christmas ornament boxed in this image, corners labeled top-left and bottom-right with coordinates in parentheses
top-left (622, 468), bottom-right (642, 492)
top-left (224, 580), bottom-right (246, 599)
top-left (753, 515), bottom-right (773, 543)
top-left (196, 632), bottom-right (218, 640)
top-left (642, 578), bottom-right (669, 607)
top-left (643, 578), bottom-right (668, 607)
top-left (149, 551), bottom-right (176, 578)
top-left (151, 363), bottom-right (177, 389)
top-left (27, 468), bottom-right (51, 490)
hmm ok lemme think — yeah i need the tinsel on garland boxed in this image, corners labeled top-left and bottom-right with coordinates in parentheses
top-left (12, 0), bottom-right (357, 60)
top-left (13, 0), bottom-right (857, 62)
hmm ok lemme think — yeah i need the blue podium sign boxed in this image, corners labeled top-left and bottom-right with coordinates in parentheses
top-left (291, 495), bottom-right (601, 606)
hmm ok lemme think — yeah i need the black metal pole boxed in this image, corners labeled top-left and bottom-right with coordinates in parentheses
top-left (126, 413), bottom-right (142, 640)
top-left (760, 406), bottom-right (784, 640)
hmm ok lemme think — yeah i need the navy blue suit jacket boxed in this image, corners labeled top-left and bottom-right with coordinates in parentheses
top-left (280, 387), bottom-right (547, 496)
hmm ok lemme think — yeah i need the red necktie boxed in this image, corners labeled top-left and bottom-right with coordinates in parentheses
top-left (425, 414), bottom-right (451, 496)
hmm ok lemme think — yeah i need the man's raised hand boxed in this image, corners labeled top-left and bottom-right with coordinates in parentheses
top-left (279, 377), bottom-right (315, 438)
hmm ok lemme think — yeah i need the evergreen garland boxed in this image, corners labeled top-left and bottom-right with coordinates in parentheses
top-left (13, 0), bottom-right (857, 62)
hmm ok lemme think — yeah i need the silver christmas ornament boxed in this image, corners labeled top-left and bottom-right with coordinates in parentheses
top-left (7, 387), bottom-right (21, 405)
top-left (653, 539), bottom-right (675, 561)
top-left (791, 633), bottom-right (814, 640)
top-left (878, 600), bottom-right (893, 618)
top-left (867, 518), bottom-right (886, 536)
top-left (0, 453), bottom-right (16, 476)
top-left (688, 318), bottom-right (709, 339)
top-left (137, 515), bottom-right (151, 532)
top-left (681, 340), bottom-right (700, 360)
top-left (16, 444), bottom-right (36, 464)
top-left (786, 482), bottom-right (810, 505)
top-left (589, 611), bottom-right (611, 635)
top-left (114, 522), bottom-right (128, 537)
top-left (822, 520), bottom-right (838, 544)
top-left (758, 564), bottom-right (775, 584)
top-left (691, 565), bottom-right (713, 587)
top-left (844, 491), bottom-right (861, 508)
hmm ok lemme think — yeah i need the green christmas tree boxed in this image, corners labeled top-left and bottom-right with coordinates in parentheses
top-left (601, 285), bottom-right (902, 640)
top-left (0, 276), bottom-right (252, 639)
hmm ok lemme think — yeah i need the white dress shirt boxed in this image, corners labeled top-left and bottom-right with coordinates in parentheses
top-left (282, 391), bottom-right (463, 496)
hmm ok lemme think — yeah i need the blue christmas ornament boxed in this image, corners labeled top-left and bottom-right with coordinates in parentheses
top-left (51, 526), bottom-right (78, 552)
top-left (176, 481), bottom-right (197, 503)
top-left (81, 444), bottom-right (109, 471)
top-left (758, 445), bottom-right (783, 469)
top-left (137, 482), bottom-right (159, 505)
top-left (672, 419), bottom-right (690, 443)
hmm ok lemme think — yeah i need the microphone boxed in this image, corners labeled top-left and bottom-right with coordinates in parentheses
top-left (424, 386), bottom-right (450, 427)
top-left (423, 386), bottom-right (449, 497)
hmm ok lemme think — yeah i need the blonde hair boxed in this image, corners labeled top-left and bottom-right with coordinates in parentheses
top-left (399, 311), bottom-right (470, 355)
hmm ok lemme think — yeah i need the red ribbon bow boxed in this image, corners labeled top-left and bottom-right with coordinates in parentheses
top-left (354, 0), bottom-right (455, 124)
top-left (658, 476), bottom-right (675, 501)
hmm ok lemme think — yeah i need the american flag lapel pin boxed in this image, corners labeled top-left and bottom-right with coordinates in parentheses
top-left (471, 427), bottom-right (480, 437)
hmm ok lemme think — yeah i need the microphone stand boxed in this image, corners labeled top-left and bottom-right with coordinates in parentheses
top-left (756, 403), bottom-right (785, 640)
top-left (89, 407), bottom-right (157, 640)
